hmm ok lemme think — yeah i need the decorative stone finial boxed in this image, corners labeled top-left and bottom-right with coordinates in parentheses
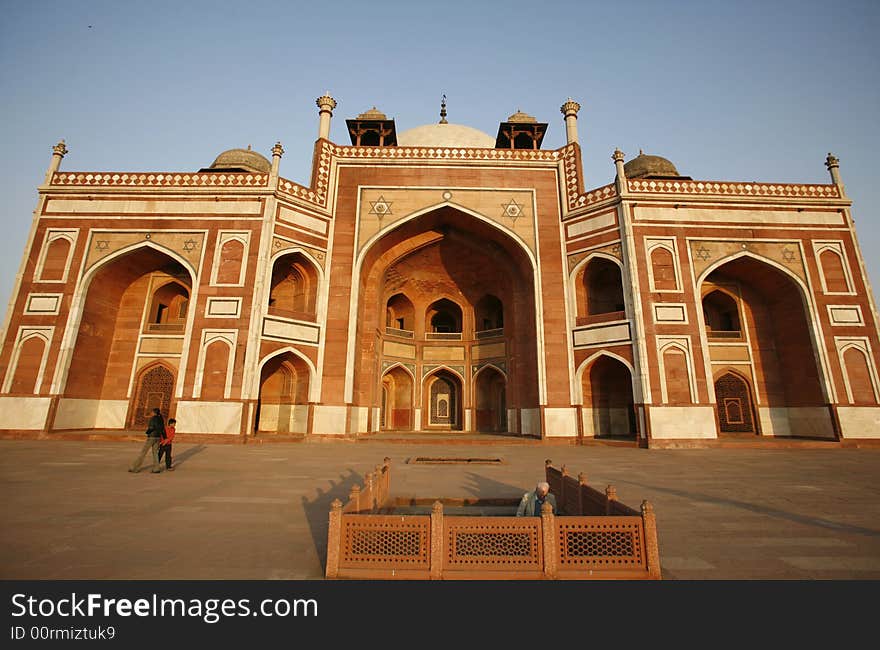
top-left (53, 140), bottom-right (68, 157)
top-left (641, 500), bottom-right (654, 515)
top-left (613, 149), bottom-right (625, 163)
top-left (432, 500), bottom-right (444, 515)
top-left (272, 142), bottom-right (284, 157)
top-left (560, 98), bottom-right (581, 117)
top-left (825, 152), bottom-right (839, 170)
top-left (316, 93), bottom-right (337, 111)
top-left (439, 94), bottom-right (448, 124)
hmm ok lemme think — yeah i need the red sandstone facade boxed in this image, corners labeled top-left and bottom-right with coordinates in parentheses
top-left (1, 98), bottom-right (878, 444)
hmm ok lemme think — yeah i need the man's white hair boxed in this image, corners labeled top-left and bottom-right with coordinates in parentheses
top-left (536, 481), bottom-right (550, 491)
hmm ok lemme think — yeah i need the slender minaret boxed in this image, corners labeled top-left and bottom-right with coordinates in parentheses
top-left (613, 148), bottom-right (626, 193)
top-left (560, 98), bottom-right (581, 145)
top-left (316, 93), bottom-right (337, 140)
top-left (826, 152), bottom-right (845, 195)
top-left (270, 142), bottom-right (284, 182)
top-left (44, 140), bottom-right (68, 184)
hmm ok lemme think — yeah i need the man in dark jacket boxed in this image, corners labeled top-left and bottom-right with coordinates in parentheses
top-left (128, 408), bottom-right (166, 473)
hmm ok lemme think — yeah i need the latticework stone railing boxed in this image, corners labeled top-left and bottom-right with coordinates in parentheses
top-left (325, 458), bottom-right (661, 580)
top-left (51, 172), bottom-right (269, 187)
top-left (627, 178), bottom-right (840, 199)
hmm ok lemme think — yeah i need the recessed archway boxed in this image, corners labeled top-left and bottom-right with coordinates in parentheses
top-left (62, 244), bottom-right (193, 428)
top-left (381, 365), bottom-right (414, 430)
top-left (256, 351), bottom-right (311, 434)
top-left (424, 369), bottom-right (463, 430)
top-left (354, 206), bottom-right (539, 434)
top-left (581, 354), bottom-right (636, 438)
top-left (474, 366), bottom-right (507, 432)
top-left (700, 254), bottom-right (830, 437)
top-left (714, 369), bottom-right (758, 434)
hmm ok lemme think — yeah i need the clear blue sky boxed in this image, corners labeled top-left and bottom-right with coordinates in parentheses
top-left (1, 0), bottom-right (878, 313)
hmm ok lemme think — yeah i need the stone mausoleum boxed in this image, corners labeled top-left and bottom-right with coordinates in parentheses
top-left (2, 95), bottom-right (879, 445)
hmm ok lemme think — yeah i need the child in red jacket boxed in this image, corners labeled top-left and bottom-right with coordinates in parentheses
top-left (158, 418), bottom-right (176, 471)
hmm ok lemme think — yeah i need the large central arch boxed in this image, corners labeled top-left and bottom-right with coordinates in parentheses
top-left (698, 252), bottom-right (833, 438)
top-left (353, 206), bottom-right (539, 433)
top-left (53, 242), bottom-right (197, 430)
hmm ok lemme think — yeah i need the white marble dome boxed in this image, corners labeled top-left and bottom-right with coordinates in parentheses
top-left (396, 123), bottom-right (495, 148)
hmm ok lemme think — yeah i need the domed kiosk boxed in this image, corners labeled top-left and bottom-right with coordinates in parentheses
top-left (200, 146), bottom-right (271, 173)
top-left (623, 151), bottom-right (687, 179)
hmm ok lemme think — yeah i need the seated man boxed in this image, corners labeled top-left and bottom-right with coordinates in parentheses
top-left (516, 481), bottom-right (557, 516)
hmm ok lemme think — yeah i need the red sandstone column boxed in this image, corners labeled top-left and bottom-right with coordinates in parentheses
top-left (541, 502), bottom-right (557, 579)
top-left (325, 499), bottom-right (342, 578)
top-left (641, 500), bottom-right (662, 579)
top-left (430, 501), bottom-right (444, 580)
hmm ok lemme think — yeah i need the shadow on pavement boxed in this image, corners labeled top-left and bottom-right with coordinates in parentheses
top-left (300, 468), bottom-right (364, 572)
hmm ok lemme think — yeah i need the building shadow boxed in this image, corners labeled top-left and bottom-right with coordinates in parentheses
top-left (461, 471), bottom-right (530, 502)
top-left (300, 468), bottom-right (364, 571)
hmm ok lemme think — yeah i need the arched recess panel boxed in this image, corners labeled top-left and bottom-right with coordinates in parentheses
top-left (714, 371), bottom-right (757, 434)
top-left (843, 347), bottom-right (877, 404)
top-left (269, 253), bottom-right (318, 321)
top-left (702, 290), bottom-right (742, 339)
top-left (424, 371), bottom-right (462, 430)
top-left (256, 352), bottom-right (310, 434)
top-left (582, 355), bottom-right (635, 436)
top-left (385, 294), bottom-right (415, 332)
top-left (39, 237), bottom-right (71, 281)
top-left (9, 337), bottom-right (46, 394)
top-left (381, 366), bottom-right (413, 430)
top-left (819, 249), bottom-right (850, 293)
top-left (584, 258), bottom-right (625, 316)
top-left (200, 340), bottom-right (230, 401)
top-left (130, 364), bottom-right (175, 429)
top-left (475, 367), bottom-right (507, 432)
top-left (650, 247), bottom-right (677, 291)
top-left (662, 347), bottom-right (693, 404)
top-left (215, 239), bottom-right (245, 285)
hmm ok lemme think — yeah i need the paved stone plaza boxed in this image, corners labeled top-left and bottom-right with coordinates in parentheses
top-left (1, 438), bottom-right (879, 580)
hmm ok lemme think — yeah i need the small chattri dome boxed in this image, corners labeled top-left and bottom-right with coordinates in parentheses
top-left (623, 151), bottom-right (680, 179)
top-left (357, 106), bottom-right (388, 120)
top-left (208, 146), bottom-right (271, 174)
top-left (507, 109), bottom-right (537, 123)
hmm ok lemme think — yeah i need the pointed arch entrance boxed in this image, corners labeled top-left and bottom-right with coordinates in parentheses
top-left (700, 254), bottom-right (831, 437)
top-left (714, 370), bottom-right (758, 434)
top-left (381, 366), bottom-right (414, 430)
top-left (581, 354), bottom-right (636, 438)
top-left (256, 351), bottom-right (311, 434)
top-left (61, 244), bottom-right (193, 430)
top-left (354, 205), bottom-right (539, 435)
top-left (474, 366), bottom-right (507, 432)
top-left (129, 363), bottom-right (175, 428)
top-left (424, 369), bottom-right (462, 430)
